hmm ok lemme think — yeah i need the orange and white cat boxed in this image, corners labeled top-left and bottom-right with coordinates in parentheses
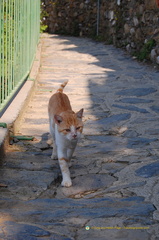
top-left (48, 81), bottom-right (84, 187)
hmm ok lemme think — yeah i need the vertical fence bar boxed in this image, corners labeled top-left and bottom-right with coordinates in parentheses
top-left (0, 0), bottom-right (40, 113)
top-left (0, 1), bottom-right (1, 104)
top-left (0, 0), bottom-right (4, 104)
top-left (1, 0), bottom-right (5, 104)
top-left (13, 0), bottom-right (17, 90)
top-left (8, 0), bottom-right (11, 95)
top-left (5, 0), bottom-right (8, 101)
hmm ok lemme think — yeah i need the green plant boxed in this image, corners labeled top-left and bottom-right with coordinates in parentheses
top-left (40, 24), bottom-right (48, 33)
top-left (135, 39), bottom-right (156, 61)
top-left (40, 1), bottom-right (48, 32)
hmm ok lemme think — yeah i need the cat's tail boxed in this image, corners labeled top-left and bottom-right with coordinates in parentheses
top-left (57, 81), bottom-right (68, 93)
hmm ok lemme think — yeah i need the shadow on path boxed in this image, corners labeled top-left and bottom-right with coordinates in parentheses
top-left (51, 34), bottom-right (159, 155)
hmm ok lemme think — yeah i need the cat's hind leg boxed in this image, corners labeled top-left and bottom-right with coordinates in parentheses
top-left (51, 141), bottom-right (58, 160)
top-left (49, 119), bottom-right (58, 159)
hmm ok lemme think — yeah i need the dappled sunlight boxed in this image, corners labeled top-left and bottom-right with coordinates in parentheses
top-left (104, 68), bottom-right (116, 72)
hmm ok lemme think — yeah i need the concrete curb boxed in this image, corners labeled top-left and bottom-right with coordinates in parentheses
top-left (0, 36), bottom-right (42, 159)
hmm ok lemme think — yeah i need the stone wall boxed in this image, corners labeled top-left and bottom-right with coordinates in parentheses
top-left (42, 0), bottom-right (159, 64)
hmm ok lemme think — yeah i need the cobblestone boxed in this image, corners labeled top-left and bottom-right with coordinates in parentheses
top-left (0, 34), bottom-right (159, 239)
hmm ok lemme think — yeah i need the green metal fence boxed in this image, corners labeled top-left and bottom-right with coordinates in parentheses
top-left (0, 0), bottom-right (40, 113)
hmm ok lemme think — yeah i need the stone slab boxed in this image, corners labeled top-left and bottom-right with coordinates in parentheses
top-left (150, 105), bottom-right (159, 113)
top-left (135, 161), bottom-right (159, 178)
top-left (127, 137), bottom-right (158, 148)
top-left (118, 98), bottom-right (153, 104)
top-left (57, 174), bottom-right (116, 198)
top-left (116, 88), bottom-right (157, 97)
top-left (112, 104), bottom-right (149, 113)
top-left (96, 113), bottom-right (131, 129)
top-left (0, 221), bottom-right (72, 240)
top-left (0, 197), bottom-right (155, 226)
top-left (0, 221), bottom-right (50, 240)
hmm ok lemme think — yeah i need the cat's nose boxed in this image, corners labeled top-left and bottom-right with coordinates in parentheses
top-left (72, 134), bottom-right (77, 139)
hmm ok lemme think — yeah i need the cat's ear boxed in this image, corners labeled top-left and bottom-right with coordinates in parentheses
top-left (54, 115), bottom-right (63, 124)
top-left (76, 108), bottom-right (84, 119)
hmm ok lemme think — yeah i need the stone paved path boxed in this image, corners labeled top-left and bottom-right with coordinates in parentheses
top-left (1, 34), bottom-right (159, 239)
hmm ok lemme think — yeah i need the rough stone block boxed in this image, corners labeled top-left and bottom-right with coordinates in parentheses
top-left (136, 161), bottom-right (159, 178)
top-left (57, 174), bottom-right (115, 198)
top-left (0, 221), bottom-right (50, 239)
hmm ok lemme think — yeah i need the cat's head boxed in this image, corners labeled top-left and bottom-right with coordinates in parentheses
top-left (54, 109), bottom-right (84, 141)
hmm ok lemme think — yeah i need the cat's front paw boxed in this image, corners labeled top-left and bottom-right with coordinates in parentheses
top-left (61, 178), bottom-right (72, 187)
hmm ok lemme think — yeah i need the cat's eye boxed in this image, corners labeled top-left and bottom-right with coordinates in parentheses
top-left (65, 129), bottom-right (71, 132)
top-left (76, 127), bottom-right (81, 130)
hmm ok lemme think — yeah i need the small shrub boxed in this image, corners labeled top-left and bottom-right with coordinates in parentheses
top-left (135, 39), bottom-right (156, 61)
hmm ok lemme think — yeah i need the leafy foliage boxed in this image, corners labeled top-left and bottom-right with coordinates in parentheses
top-left (135, 39), bottom-right (156, 61)
top-left (40, 1), bottom-right (48, 32)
